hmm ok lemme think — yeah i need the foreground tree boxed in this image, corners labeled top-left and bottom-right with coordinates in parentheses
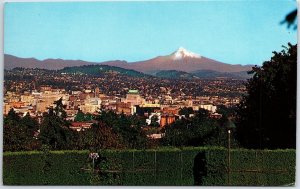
top-left (96, 111), bottom-right (148, 149)
top-left (162, 109), bottom-right (233, 147)
top-left (39, 98), bottom-right (73, 149)
top-left (236, 43), bottom-right (296, 149)
top-left (4, 109), bottom-right (41, 151)
top-left (76, 123), bottom-right (126, 150)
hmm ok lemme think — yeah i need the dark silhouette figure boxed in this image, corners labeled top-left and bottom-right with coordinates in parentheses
top-left (193, 152), bottom-right (207, 185)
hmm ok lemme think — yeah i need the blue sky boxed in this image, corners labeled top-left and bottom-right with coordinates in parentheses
top-left (4, 1), bottom-right (297, 65)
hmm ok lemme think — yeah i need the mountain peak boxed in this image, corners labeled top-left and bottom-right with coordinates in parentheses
top-left (170, 47), bottom-right (201, 60)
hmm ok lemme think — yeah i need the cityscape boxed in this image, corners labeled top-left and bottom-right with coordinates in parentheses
top-left (4, 64), bottom-right (246, 132)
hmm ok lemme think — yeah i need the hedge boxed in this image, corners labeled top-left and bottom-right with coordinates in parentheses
top-left (3, 147), bottom-right (295, 186)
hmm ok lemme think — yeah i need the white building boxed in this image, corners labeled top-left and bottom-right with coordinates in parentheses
top-left (199, 104), bottom-right (217, 113)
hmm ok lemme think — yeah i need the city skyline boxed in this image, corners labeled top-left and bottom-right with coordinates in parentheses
top-left (4, 1), bottom-right (297, 66)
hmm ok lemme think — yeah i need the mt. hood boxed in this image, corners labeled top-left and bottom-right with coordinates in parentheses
top-left (101, 47), bottom-right (253, 74)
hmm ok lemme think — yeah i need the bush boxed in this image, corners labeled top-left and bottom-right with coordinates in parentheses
top-left (3, 148), bottom-right (295, 186)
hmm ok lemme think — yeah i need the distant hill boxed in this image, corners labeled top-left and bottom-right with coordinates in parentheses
top-left (152, 70), bottom-right (195, 79)
top-left (150, 69), bottom-right (252, 79)
top-left (60, 65), bottom-right (147, 77)
top-left (191, 70), bottom-right (252, 79)
top-left (4, 54), bottom-right (94, 70)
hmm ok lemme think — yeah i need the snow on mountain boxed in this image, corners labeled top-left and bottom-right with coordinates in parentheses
top-left (170, 47), bottom-right (201, 60)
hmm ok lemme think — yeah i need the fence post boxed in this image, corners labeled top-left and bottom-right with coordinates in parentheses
top-left (133, 151), bottom-right (135, 172)
top-left (255, 150), bottom-right (258, 184)
top-left (154, 150), bottom-right (157, 182)
top-left (227, 129), bottom-right (231, 186)
top-left (180, 151), bottom-right (183, 181)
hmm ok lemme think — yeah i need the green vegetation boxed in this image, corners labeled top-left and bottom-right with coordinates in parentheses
top-left (191, 70), bottom-right (251, 79)
top-left (162, 109), bottom-right (238, 148)
top-left (236, 44), bottom-right (296, 149)
top-left (152, 70), bottom-right (252, 80)
top-left (74, 110), bottom-right (93, 122)
top-left (154, 70), bottom-right (194, 79)
top-left (4, 101), bottom-right (152, 151)
top-left (61, 65), bottom-right (147, 77)
top-left (96, 110), bottom-right (149, 149)
top-left (3, 148), bottom-right (295, 186)
top-left (39, 98), bottom-right (74, 150)
top-left (4, 109), bottom-right (41, 151)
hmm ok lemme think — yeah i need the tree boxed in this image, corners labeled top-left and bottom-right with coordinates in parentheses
top-left (150, 115), bottom-right (160, 127)
top-left (179, 107), bottom-right (194, 118)
top-left (281, 9), bottom-right (297, 30)
top-left (21, 112), bottom-right (39, 134)
top-left (4, 110), bottom-right (41, 151)
top-left (53, 98), bottom-right (67, 119)
top-left (74, 109), bottom-right (86, 122)
top-left (162, 109), bottom-right (231, 147)
top-left (76, 123), bottom-right (126, 150)
top-left (39, 98), bottom-right (73, 149)
top-left (236, 43), bottom-right (296, 149)
top-left (95, 110), bottom-right (148, 149)
top-left (75, 110), bottom-right (93, 122)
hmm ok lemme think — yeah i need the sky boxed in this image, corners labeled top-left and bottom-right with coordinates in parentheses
top-left (4, 1), bottom-right (297, 65)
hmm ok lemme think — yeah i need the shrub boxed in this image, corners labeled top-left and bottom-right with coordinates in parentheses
top-left (3, 148), bottom-right (295, 186)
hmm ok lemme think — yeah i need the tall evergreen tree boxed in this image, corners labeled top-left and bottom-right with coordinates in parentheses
top-left (39, 98), bottom-right (72, 149)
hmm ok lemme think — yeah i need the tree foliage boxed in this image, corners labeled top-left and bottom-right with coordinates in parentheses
top-left (74, 110), bottom-right (93, 122)
top-left (236, 43), bottom-right (296, 149)
top-left (281, 9), bottom-right (297, 30)
top-left (95, 110), bottom-right (148, 149)
top-left (162, 109), bottom-right (234, 147)
top-left (150, 115), bottom-right (160, 127)
top-left (4, 109), bottom-right (41, 151)
top-left (39, 98), bottom-right (73, 150)
top-left (75, 123), bottom-right (126, 150)
top-left (179, 107), bottom-right (194, 118)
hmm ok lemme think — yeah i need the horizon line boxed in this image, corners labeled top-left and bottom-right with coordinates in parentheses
top-left (3, 52), bottom-right (256, 67)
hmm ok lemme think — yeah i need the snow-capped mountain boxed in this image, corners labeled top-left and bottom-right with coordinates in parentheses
top-left (170, 47), bottom-right (201, 60)
top-left (102, 47), bottom-right (252, 73)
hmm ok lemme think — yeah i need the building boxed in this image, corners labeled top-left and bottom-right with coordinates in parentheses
top-left (70, 122), bottom-right (93, 131)
top-left (160, 113), bottom-right (176, 127)
top-left (80, 97), bottom-right (101, 114)
top-left (199, 104), bottom-right (217, 113)
top-left (125, 90), bottom-right (144, 106)
top-left (116, 102), bottom-right (133, 115)
top-left (162, 106), bottom-right (179, 115)
top-left (210, 112), bottom-right (222, 119)
top-left (40, 85), bottom-right (52, 92)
